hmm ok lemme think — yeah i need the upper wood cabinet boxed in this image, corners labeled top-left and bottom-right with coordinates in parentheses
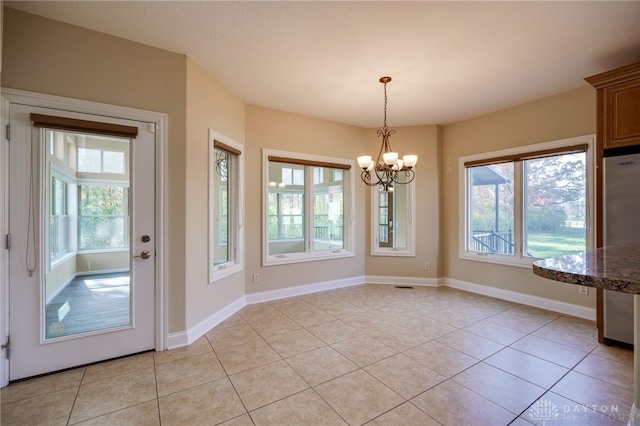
top-left (586, 62), bottom-right (640, 149)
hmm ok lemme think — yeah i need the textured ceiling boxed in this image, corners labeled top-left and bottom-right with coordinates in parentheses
top-left (5, 1), bottom-right (640, 127)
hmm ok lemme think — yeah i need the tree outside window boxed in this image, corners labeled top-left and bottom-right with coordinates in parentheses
top-left (462, 136), bottom-right (593, 267)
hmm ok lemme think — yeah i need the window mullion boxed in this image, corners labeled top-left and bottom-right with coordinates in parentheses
top-left (277, 193), bottom-right (283, 240)
top-left (305, 166), bottom-right (312, 253)
top-left (514, 161), bottom-right (524, 260)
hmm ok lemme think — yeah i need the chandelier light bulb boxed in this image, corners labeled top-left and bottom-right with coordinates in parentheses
top-left (357, 155), bottom-right (372, 169)
top-left (383, 152), bottom-right (398, 165)
top-left (403, 155), bottom-right (418, 168)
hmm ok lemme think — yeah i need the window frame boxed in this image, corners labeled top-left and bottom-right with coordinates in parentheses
top-left (262, 149), bottom-right (355, 266)
top-left (48, 167), bottom-right (77, 267)
top-left (370, 174), bottom-right (416, 257)
top-left (76, 180), bottom-right (130, 252)
top-left (209, 129), bottom-right (244, 283)
top-left (458, 135), bottom-right (595, 268)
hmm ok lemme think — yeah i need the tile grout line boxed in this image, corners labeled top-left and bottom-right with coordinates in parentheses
top-left (65, 367), bottom-right (86, 426)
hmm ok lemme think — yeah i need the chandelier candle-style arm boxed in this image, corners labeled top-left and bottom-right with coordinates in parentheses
top-left (357, 76), bottom-right (417, 190)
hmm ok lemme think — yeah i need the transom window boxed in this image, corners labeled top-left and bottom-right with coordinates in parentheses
top-left (459, 135), bottom-right (595, 267)
top-left (263, 150), bottom-right (354, 266)
top-left (78, 147), bottom-right (125, 174)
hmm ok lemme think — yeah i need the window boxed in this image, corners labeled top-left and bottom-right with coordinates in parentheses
top-left (39, 123), bottom-right (134, 271)
top-left (370, 172), bottom-right (416, 256)
top-left (209, 131), bottom-right (244, 282)
top-left (78, 146), bottom-right (125, 174)
top-left (263, 150), bottom-right (354, 265)
top-left (459, 135), bottom-right (594, 267)
top-left (50, 174), bottom-right (71, 261)
top-left (78, 184), bottom-right (128, 250)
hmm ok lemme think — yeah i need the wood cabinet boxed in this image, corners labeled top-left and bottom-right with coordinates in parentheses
top-left (586, 62), bottom-right (640, 150)
top-left (586, 61), bottom-right (640, 344)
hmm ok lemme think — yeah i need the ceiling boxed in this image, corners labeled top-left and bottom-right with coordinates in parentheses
top-left (5, 1), bottom-right (640, 128)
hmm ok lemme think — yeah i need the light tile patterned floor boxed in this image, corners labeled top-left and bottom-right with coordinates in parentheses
top-left (1, 285), bottom-right (634, 425)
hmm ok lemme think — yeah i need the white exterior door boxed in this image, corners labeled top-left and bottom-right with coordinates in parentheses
top-left (7, 103), bottom-right (156, 380)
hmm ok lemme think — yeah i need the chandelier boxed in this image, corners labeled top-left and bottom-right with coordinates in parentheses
top-left (357, 77), bottom-right (417, 192)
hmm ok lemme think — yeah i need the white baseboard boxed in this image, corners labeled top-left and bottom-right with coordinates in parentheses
top-left (169, 276), bottom-right (365, 350)
top-left (365, 275), bottom-right (440, 287)
top-left (245, 275), bottom-right (366, 305)
top-left (166, 295), bottom-right (247, 350)
top-left (444, 277), bottom-right (596, 321)
top-left (166, 274), bottom-right (596, 350)
top-left (166, 331), bottom-right (189, 350)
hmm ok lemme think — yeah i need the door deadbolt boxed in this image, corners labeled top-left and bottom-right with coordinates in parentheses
top-left (133, 250), bottom-right (151, 260)
top-left (141, 235), bottom-right (151, 243)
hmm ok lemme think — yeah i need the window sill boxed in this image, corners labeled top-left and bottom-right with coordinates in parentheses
top-left (264, 250), bottom-right (354, 267)
top-left (50, 252), bottom-right (76, 270)
top-left (458, 251), bottom-right (539, 269)
top-left (209, 263), bottom-right (243, 283)
top-left (371, 249), bottom-right (415, 257)
top-left (77, 248), bottom-right (129, 254)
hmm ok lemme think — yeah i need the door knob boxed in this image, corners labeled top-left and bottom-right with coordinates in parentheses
top-left (133, 250), bottom-right (151, 260)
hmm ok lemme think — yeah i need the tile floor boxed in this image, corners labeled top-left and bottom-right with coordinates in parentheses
top-left (1, 285), bottom-right (634, 425)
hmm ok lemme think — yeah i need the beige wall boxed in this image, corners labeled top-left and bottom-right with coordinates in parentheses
top-left (76, 252), bottom-right (129, 273)
top-left (363, 125), bottom-right (443, 279)
top-left (2, 7), bottom-right (604, 340)
top-left (244, 105), bottom-right (366, 294)
top-left (184, 58), bottom-right (246, 329)
top-left (45, 256), bottom-right (77, 301)
top-left (2, 8), bottom-right (188, 332)
top-left (442, 86), bottom-right (597, 307)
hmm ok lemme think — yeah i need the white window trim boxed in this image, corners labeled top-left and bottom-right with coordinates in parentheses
top-left (370, 182), bottom-right (416, 257)
top-left (458, 134), bottom-right (596, 268)
top-left (208, 129), bottom-right (244, 283)
top-left (262, 148), bottom-right (355, 266)
top-left (48, 164), bottom-right (77, 270)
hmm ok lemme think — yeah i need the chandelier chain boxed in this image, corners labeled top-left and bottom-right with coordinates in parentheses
top-left (383, 81), bottom-right (388, 131)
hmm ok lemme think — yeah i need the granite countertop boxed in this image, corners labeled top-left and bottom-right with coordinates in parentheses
top-left (532, 242), bottom-right (640, 295)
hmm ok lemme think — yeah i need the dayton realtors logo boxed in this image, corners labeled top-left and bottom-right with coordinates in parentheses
top-left (528, 399), bottom-right (560, 425)
top-left (528, 398), bottom-right (625, 424)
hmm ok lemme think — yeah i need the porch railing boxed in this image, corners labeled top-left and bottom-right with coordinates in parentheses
top-left (471, 230), bottom-right (514, 255)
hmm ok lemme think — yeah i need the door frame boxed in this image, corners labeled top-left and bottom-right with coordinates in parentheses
top-left (0, 88), bottom-right (168, 387)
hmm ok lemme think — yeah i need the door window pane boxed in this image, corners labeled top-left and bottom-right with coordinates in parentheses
top-left (43, 129), bottom-right (132, 340)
